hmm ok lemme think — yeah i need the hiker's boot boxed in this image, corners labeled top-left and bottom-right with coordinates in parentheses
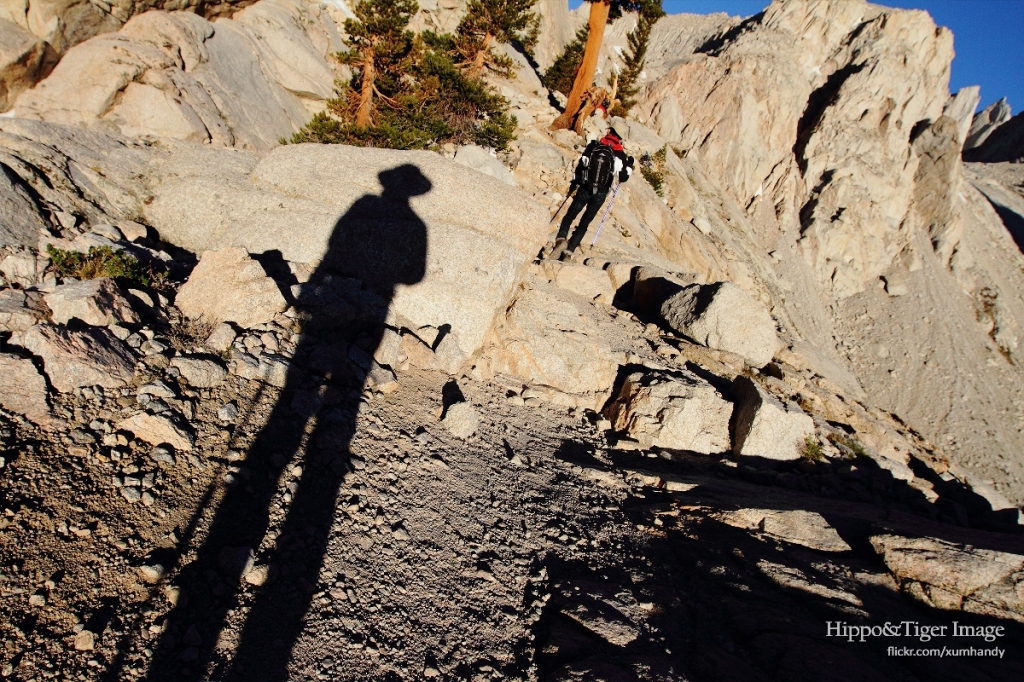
top-left (548, 238), bottom-right (568, 261)
top-left (558, 248), bottom-right (575, 262)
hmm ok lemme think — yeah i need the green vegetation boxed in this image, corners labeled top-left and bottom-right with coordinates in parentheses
top-left (289, 0), bottom-right (518, 152)
top-left (542, 24), bottom-right (588, 96)
top-left (639, 145), bottom-right (668, 196)
top-left (456, 0), bottom-right (539, 77)
top-left (46, 245), bottom-right (163, 288)
top-left (801, 435), bottom-right (825, 462)
top-left (610, 1), bottom-right (664, 117)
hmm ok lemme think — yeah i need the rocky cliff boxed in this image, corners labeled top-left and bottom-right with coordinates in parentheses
top-left (2, 1), bottom-right (1024, 680)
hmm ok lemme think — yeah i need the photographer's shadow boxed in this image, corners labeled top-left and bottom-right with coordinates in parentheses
top-left (147, 164), bottom-right (431, 681)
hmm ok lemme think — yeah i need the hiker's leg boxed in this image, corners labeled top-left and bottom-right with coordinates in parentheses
top-left (566, 190), bottom-right (608, 252)
top-left (556, 190), bottom-right (590, 240)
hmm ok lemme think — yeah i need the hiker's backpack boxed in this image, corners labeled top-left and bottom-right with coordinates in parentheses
top-left (577, 142), bottom-right (616, 194)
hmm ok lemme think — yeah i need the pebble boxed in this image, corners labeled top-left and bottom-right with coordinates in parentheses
top-left (149, 445), bottom-right (176, 465)
top-left (74, 630), bottom-right (95, 651)
top-left (138, 564), bottom-right (166, 584)
top-left (120, 486), bottom-right (142, 503)
top-left (218, 402), bottom-right (239, 422)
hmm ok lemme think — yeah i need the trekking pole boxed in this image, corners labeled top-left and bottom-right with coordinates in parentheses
top-left (549, 184), bottom-right (576, 225)
top-left (590, 183), bottom-right (621, 246)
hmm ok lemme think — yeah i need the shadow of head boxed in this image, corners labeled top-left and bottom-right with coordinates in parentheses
top-left (379, 164), bottom-right (432, 199)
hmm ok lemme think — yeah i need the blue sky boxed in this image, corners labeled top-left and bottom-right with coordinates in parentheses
top-left (567, 0), bottom-right (1024, 114)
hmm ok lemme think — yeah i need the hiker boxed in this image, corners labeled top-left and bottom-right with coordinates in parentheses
top-left (550, 127), bottom-right (634, 260)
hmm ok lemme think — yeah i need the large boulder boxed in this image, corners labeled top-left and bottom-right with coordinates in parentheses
top-left (175, 248), bottom-right (287, 329)
top-left (44, 277), bottom-right (139, 326)
top-left (484, 281), bottom-right (627, 410)
top-left (871, 534), bottom-right (1024, 621)
top-left (660, 282), bottom-right (779, 367)
top-left (603, 370), bottom-right (732, 454)
top-left (715, 508), bottom-right (851, 553)
top-left (0, 352), bottom-right (53, 424)
top-left (147, 143), bottom-right (549, 358)
top-left (20, 323), bottom-right (135, 392)
top-left (730, 376), bottom-right (814, 461)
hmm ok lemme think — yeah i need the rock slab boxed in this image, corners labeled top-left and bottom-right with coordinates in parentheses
top-left (44, 277), bottom-right (140, 326)
top-left (604, 370), bottom-right (732, 454)
top-left (661, 282), bottom-right (779, 367)
top-left (21, 324), bottom-right (135, 392)
top-left (730, 376), bottom-right (813, 461)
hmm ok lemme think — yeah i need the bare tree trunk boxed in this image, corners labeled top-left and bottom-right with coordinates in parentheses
top-left (355, 45), bottom-right (376, 128)
top-left (573, 87), bottom-right (608, 135)
top-left (551, 0), bottom-right (610, 131)
top-left (467, 33), bottom-right (495, 79)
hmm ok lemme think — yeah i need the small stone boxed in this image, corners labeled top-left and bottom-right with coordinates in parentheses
top-left (392, 526), bottom-right (411, 542)
top-left (138, 564), bottom-right (166, 584)
top-left (205, 322), bottom-right (238, 352)
top-left (244, 564), bottom-right (271, 586)
top-left (28, 592), bottom-right (46, 607)
top-left (141, 492), bottom-right (155, 506)
top-left (170, 355), bottom-right (227, 388)
top-left (74, 630), bottom-right (96, 651)
top-left (120, 486), bottom-right (142, 503)
top-left (424, 666), bottom-right (440, 678)
top-left (116, 412), bottom-right (195, 451)
top-left (218, 402), bottom-right (239, 422)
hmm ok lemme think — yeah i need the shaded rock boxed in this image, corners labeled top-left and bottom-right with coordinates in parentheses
top-left (964, 97), bottom-right (1012, 151)
top-left (870, 533), bottom-right (1024, 621)
top-left (603, 370), bottom-right (732, 454)
top-left (230, 352), bottom-right (289, 387)
top-left (175, 247), bottom-right (287, 328)
top-left (116, 412), bottom-right (195, 451)
top-left (44, 277), bottom-right (139, 326)
top-left (0, 166), bottom-right (50, 250)
top-left (443, 402), bottom-right (479, 439)
top-left (0, 352), bottom-right (52, 425)
top-left (0, 289), bottom-right (48, 332)
top-left (72, 630), bottom-right (95, 652)
top-left (964, 111), bottom-right (1024, 163)
top-left (661, 282), bottom-right (779, 367)
top-left (0, 18), bottom-right (52, 112)
top-left (21, 324), bottom-right (135, 392)
top-left (170, 355), bottom-right (227, 388)
top-left (453, 145), bottom-right (515, 186)
top-left (372, 327), bottom-right (403, 369)
top-left (218, 546), bottom-right (255, 580)
top-left (716, 508), bottom-right (851, 552)
top-left (730, 376), bottom-right (813, 461)
top-left (629, 266), bottom-right (694, 316)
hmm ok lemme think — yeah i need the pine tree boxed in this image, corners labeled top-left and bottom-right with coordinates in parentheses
top-left (456, 0), bottom-right (540, 78)
top-left (542, 24), bottom-right (588, 96)
top-left (550, 1), bottom-right (652, 132)
top-left (337, 0), bottom-right (419, 128)
top-left (610, 0), bottom-right (664, 117)
top-left (290, 5), bottom-right (518, 152)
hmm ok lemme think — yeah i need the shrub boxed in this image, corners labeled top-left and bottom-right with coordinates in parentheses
top-left (801, 436), bottom-right (825, 462)
top-left (46, 245), bottom-right (163, 288)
